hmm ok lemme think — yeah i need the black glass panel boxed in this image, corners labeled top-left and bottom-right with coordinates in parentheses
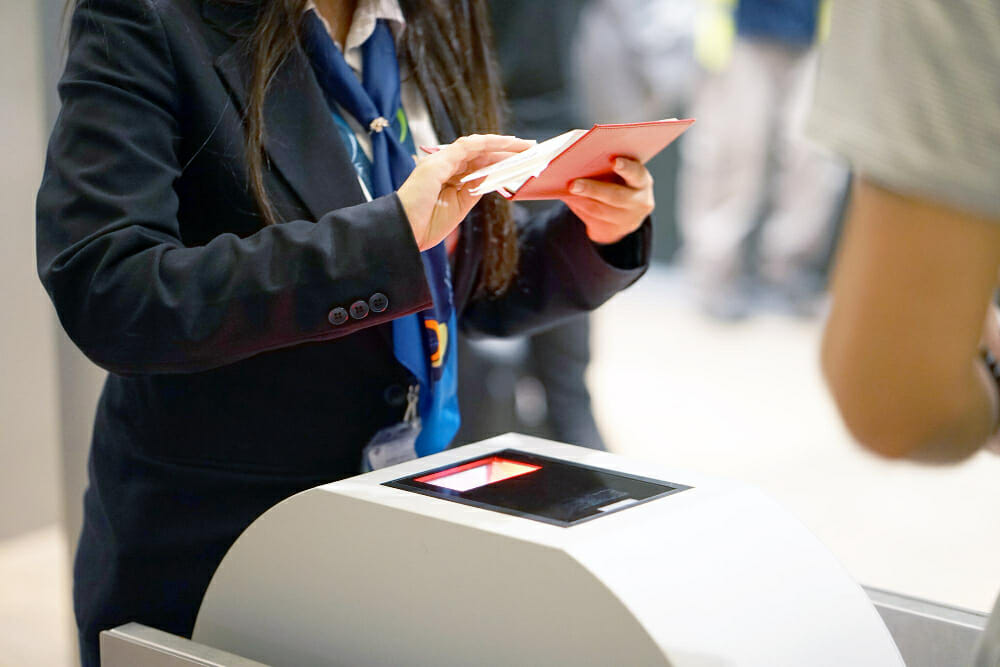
top-left (384, 449), bottom-right (691, 527)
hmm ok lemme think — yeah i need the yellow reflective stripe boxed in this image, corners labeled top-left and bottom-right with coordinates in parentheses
top-left (694, 1), bottom-right (736, 72)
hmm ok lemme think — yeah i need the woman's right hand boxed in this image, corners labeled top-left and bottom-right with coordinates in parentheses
top-left (397, 134), bottom-right (532, 251)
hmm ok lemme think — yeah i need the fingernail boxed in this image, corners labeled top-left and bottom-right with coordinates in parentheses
top-left (615, 158), bottom-right (626, 169)
top-left (570, 181), bottom-right (584, 194)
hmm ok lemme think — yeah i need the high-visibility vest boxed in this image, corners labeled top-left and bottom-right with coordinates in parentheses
top-left (694, 0), bottom-right (832, 72)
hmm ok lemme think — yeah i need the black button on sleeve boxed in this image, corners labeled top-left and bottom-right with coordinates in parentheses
top-left (328, 307), bottom-right (349, 326)
top-left (369, 292), bottom-right (389, 313)
top-left (349, 300), bottom-right (370, 320)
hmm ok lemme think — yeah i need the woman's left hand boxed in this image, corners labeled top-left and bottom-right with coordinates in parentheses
top-left (562, 157), bottom-right (654, 246)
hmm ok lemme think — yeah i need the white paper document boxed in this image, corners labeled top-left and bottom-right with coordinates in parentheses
top-left (460, 130), bottom-right (586, 196)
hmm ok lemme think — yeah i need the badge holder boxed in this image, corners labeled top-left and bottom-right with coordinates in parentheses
top-left (361, 385), bottom-right (421, 472)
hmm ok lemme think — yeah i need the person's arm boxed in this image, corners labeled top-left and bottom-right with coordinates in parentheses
top-left (461, 158), bottom-right (653, 337)
top-left (822, 177), bottom-right (1000, 461)
top-left (461, 206), bottom-right (650, 338)
top-left (37, 0), bottom-right (524, 376)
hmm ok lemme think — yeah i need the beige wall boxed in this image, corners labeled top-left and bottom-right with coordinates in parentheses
top-left (0, 0), bottom-right (103, 548)
top-left (0, 0), bottom-right (62, 540)
top-left (36, 0), bottom-right (107, 553)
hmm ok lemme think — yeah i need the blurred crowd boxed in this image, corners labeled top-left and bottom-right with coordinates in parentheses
top-left (457, 0), bottom-right (846, 447)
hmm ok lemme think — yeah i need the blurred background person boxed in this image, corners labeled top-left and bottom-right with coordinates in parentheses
top-left (572, 0), bottom-right (697, 126)
top-left (808, 1), bottom-right (1000, 663)
top-left (572, 0), bottom-right (698, 263)
top-left (455, 0), bottom-right (607, 450)
top-left (679, 0), bottom-right (848, 320)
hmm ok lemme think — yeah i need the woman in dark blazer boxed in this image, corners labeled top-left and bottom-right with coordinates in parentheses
top-left (37, 0), bottom-right (654, 663)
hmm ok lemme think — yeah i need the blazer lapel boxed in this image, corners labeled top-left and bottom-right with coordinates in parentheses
top-left (208, 5), bottom-right (365, 220)
top-left (204, 0), bottom-right (483, 315)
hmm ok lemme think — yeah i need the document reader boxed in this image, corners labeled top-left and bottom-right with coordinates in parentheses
top-left (192, 434), bottom-right (904, 666)
top-left (386, 448), bottom-right (689, 526)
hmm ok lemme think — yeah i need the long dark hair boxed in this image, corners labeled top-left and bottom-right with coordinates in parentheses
top-left (64, 0), bottom-right (518, 297)
top-left (243, 0), bottom-right (517, 296)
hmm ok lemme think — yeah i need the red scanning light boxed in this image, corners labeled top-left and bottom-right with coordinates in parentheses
top-left (415, 456), bottom-right (541, 492)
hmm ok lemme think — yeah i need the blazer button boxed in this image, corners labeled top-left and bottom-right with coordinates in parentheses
top-left (328, 307), bottom-right (349, 326)
top-left (350, 300), bottom-right (370, 320)
top-left (369, 292), bottom-right (389, 313)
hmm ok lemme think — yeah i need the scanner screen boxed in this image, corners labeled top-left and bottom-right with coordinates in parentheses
top-left (415, 457), bottom-right (541, 491)
top-left (386, 450), bottom-right (690, 527)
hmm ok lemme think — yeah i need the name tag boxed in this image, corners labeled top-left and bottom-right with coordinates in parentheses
top-left (361, 420), bottom-right (420, 472)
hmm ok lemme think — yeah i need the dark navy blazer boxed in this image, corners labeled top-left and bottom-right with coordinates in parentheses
top-left (36, 0), bottom-right (650, 664)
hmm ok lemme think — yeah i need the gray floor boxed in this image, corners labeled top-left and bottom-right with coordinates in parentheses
top-left (0, 526), bottom-right (74, 667)
top-left (3, 265), bottom-right (1000, 666)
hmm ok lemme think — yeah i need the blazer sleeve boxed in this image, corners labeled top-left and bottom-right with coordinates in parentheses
top-left (460, 203), bottom-right (651, 338)
top-left (36, 0), bottom-right (431, 376)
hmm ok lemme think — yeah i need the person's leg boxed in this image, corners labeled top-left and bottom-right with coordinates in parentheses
top-left (678, 38), bottom-right (774, 317)
top-left (758, 46), bottom-right (848, 309)
top-left (452, 336), bottom-right (526, 445)
top-left (527, 315), bottom-right (606, 450)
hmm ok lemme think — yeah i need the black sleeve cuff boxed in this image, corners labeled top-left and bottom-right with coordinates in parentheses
top-left (594, 216), bottom-right (652, 270)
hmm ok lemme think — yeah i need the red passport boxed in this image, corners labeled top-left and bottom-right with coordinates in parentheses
top-left (462, 118), bottom-right (695, 201)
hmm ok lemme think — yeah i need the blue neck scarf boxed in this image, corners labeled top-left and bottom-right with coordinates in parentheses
top-left (301, 12), bottom-right (460, 456)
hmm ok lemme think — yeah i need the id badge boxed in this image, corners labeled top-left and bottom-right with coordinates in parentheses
top-left (361, 419), bottom-right (420, 472)
top-left (361, 385), bottom-right (421, 472)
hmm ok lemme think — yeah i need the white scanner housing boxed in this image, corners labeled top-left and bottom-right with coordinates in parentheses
top-left (193, 434), bottom-right (903, 666)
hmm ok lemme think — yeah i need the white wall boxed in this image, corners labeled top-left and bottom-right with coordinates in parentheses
top-left (34, 0), bottom-right (108, 556)
top-left (0, 0), bottom-right (62, 540)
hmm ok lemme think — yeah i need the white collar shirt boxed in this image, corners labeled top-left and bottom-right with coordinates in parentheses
top-left (304, 0), bottom-right (439, 189)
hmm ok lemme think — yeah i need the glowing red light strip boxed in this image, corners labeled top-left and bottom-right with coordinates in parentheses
top-left (415, 456), bottom-right (541, 489)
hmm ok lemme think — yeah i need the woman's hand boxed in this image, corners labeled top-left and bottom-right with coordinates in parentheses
top-left (397, 134), bottom-right (533, 251)
top-left (563, 157), bottom-right (654, 245)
